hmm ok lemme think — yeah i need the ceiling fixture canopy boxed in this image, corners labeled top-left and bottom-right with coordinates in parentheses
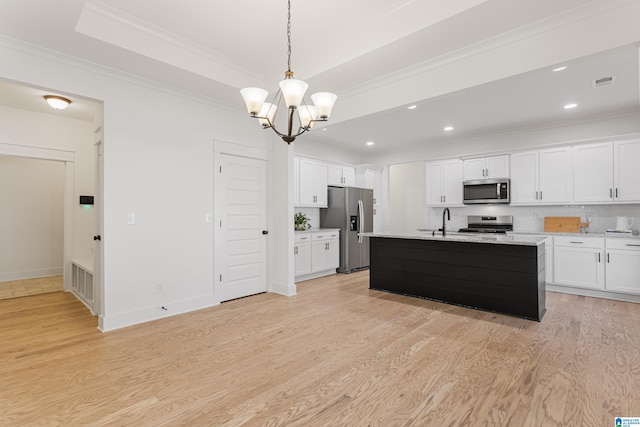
top-left (44, 95), bottom-right (71, 110)
top-left (240, 0), bottom-right (337, 144)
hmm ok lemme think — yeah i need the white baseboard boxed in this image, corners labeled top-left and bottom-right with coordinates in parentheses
top-left (0, 267), bottom-right (63, 282)
top-left (270, 280), bottom-right (297, 296)
top-left (547, 284), bottom-right (640, 303)
top-left (98, 295), bottom-right (219, 332)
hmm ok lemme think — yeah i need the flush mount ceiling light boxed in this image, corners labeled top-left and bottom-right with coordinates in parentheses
top-left (407, 105), bottom-right (417, 110)
top-left (366, 141), bottom-right (375, 146)
top-left (44, 95), bottom-right (71, 110)
top-left (240, 0), bottom-right (337, 144)
top-left (444, 126), bottom-right (454, 131)
top-left (564, 103), bottom-right (578, 109)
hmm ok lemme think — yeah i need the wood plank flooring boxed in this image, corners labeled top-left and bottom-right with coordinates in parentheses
top-left (1, 271), bottom-right (639, 426)
top-left (0, 275), bottom-right (63, 300)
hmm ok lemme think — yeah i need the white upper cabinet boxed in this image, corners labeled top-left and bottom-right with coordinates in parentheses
top-left (614, 139), bottom-right (640, 202)
top-left (356, 166), bottom-right (381, 205)
top-left (298, 158), bottom-right (328, 207)
top-left (425, 159), bottom-right (463, 206)
top-left (510, 150), bottom-right (538, 204)
top-left (327, 164), bottom-right (356, 187)
top-left (510, 147), bottom-right (572, 205)
top-left (463, 155), bottom-right (510, 180)
top-left (573, 142), bottom-right (614, 203)
top-left (574, 139), bottom-right (640, 204)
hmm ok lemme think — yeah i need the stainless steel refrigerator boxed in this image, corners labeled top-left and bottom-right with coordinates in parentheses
top-left (320, 186), bottom-right (374, 273)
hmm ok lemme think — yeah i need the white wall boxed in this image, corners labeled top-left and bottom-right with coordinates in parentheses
top-left (389, 162), bottom-right (425, 234)
top-left (0, 105), bottom-right (96, 274)
top-left (0, 37), bottom-right (291, 331)
top-left (0, 156), bottom-right (64, 281)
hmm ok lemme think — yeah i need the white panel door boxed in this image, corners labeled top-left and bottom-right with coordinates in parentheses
top-left (216, 154), bottom-right (268, 302)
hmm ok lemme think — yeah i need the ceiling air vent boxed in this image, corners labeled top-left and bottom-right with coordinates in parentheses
top-left (593, 76), bottom-right (616, 88)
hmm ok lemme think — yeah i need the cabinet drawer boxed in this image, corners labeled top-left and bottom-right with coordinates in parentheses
top-left (312, 231), bottom-right (339, 241)
top-left (606, 238), bottom-right (640, 251)
top-left (554, 236), bottom-right (604, 248)
top-left (295, 234), bottom-right (312, 243)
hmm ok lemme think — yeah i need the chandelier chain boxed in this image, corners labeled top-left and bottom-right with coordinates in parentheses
top-left (287, 0), bottom-right (292, 73)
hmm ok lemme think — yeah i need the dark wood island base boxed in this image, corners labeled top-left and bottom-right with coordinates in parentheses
top-left (369, 236), bottom-right (546, 321)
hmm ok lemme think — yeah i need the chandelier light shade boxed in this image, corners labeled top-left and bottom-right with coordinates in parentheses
top-left (240, 0), bottom-right (337, 144)
top-left (44, 95), bottom-right (71, 110)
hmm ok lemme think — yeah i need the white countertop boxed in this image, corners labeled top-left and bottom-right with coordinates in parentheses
top-left (508, 230), bottom-right (640, 239)
top-left (363, 232), bottom-right (545, 246)
top-left (294, 228), bottom-right (340, 234)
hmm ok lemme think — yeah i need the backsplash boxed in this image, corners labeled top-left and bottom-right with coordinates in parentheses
top-left (294, 207), bottom-right (321, 230)
top-left (427, 204), bottom-right (640, 233)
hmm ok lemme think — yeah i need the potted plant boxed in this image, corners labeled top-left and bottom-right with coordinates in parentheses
top-left (294, 212), bottom-right (311, 231)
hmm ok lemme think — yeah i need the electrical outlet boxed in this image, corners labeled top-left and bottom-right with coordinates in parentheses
top-left (156, 282), bottom-right (164, 294)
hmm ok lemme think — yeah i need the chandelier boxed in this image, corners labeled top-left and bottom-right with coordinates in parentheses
top-left (240, 0), bottom-right (337, 144)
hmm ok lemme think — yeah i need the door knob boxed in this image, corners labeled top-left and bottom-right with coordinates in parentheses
top-left (262, 230), bottom-right (269, 235)
top-left (93, 235), bottom-right (101, 241)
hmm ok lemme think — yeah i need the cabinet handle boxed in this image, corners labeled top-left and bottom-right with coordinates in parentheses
top-left (610, 188), bottom-right (613, 199)
top-left (625, 244), bottom-right (640, 247)
top-left (535, 191), bottom-right (538, 200)
top-left (294, 246), bottom-right (298, 255)
top-left (539, 191), bottom-right (542, 200)
top-left (607, 253), bottom-right (610, 263)
top-left (569, 241), bottom-right (584, 244)
top-left (443, 195), bottom-right (446, 203)
top-left (325, 242), bottom-right (329, 250)
top-left (616, 188), bottom-right (619, 198)
top-left (597, 253), bottom-right (600, 262)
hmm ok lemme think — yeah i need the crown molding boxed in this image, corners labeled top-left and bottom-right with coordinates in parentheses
top-left (76, 0), bottom-right (264, 89)
top-left (0, 34), bottom-right (244, 116)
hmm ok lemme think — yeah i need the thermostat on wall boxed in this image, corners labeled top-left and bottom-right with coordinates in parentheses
top-left (79, 195), bottom-right (94, 205)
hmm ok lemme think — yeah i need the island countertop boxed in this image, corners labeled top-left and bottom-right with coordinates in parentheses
top-left (362, 232), bottom-right (545, 246)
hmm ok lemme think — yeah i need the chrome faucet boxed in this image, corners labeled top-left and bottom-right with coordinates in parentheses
top-left (440, 207), bottom-right (451, 236)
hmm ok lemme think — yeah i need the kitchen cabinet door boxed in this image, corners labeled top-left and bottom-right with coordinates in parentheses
top-left (327, 165), bottom-right (356, 187)
top-left (311, 240), bottom-right (328, 272)
top-left (538, 147), bottom-right (572, 203)
top-left (554, 246), bottom-right (604, 289)
top-left (485, 155), bottom-right (510, 178)
top-left (425, 162), bottom-right (444, 205)
top-left (294, 241), bottom-right (312, 276)
top-left (326, 239), bottom-right (340, 270)
top-left (462, 158), bottom-right (486, 181)
top-left (463, 155), bottom-right (509, 180)
top-left (573, 142), bottom-right (614, 203)
top-left (605, 249), bottom-right (640, 294)
top-left (554, 237), bottom-right (605, 289)
top-left (442, 160), bottom-right (463, 205)
top-left (614, 139), bottom-right (640, 202)
top-left (510, 151), bottom-right (538, 204)
top-left (299, 158), bottom-right (328, 207)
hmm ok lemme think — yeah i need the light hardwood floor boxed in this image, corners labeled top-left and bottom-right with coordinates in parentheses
top-left (0, 275), bottom-right (63, 300)
top-left (1, 271), bottom-right (639, 426)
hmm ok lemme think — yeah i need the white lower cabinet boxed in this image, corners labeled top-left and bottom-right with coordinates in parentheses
top-left (605, 239), bottom-right (640, 294)
top-left (311, 231), bottom-right (340, 272)
top-left (295, 230), bottom-right (340, 281)
top-left (553, 236), bottom-right (605, 290)
top-left (294, 234), bottom-right (312, 277)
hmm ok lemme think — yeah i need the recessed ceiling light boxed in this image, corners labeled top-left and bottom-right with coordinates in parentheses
top-left (407, 105), bottom-right (417, 110)
top-left (553, 66), bottom-right (567, 72)
top-left (444, 126), bottom-right (454, 131)
top-left (564, 103), bottom-right (578, 109)
top-left (366, 141), bottom-right (374, 146)
top-left (322, 128), bottom-right (327, 131)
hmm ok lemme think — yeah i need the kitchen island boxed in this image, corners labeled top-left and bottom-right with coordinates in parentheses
top-left (365, 232), bottom-right (546, 321)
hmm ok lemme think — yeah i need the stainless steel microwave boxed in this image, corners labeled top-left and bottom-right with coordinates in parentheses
top-left (463, 178), bottom-right (510, 204)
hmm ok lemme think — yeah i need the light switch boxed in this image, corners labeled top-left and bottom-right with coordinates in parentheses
top-left (127, 213), bottom-right (136, 225)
